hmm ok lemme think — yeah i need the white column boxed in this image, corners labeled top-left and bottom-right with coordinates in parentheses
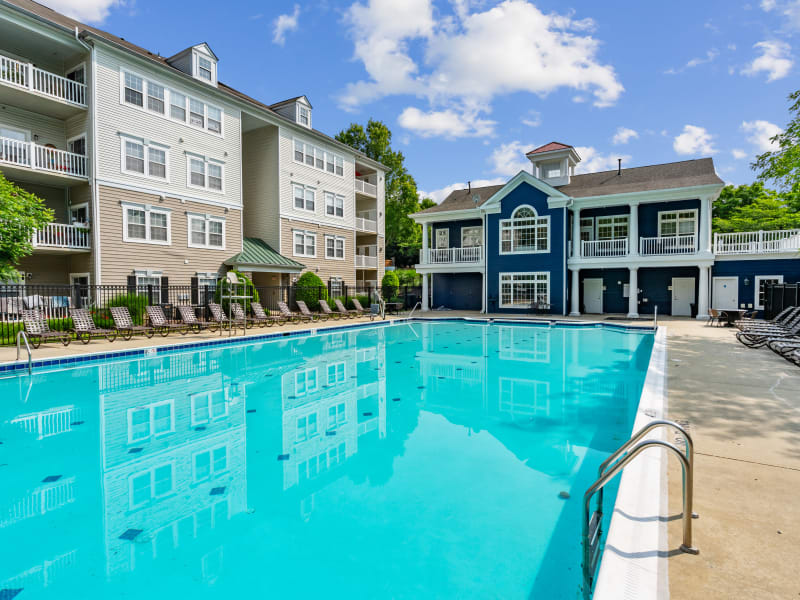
top-left (481, 271), bottom-right (487, 313)
top-left (421, 273), bottom-right (429, 311)
top-left (629, 202), bottom-right (639, 256)
top-left (627, 267), bottom-right (639, 318)
top-left (569, 268), bottom-right (580, 316)
top-left (572, 208), bottom-right (581, 258)
top-left (696, 265), bottom-right (710, 320)
top-left (421, 223), bottom-right (429, 264)
top-left (699, 196), bottom-right (711, 253)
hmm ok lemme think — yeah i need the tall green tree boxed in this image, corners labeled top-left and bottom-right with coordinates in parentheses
top-left (0, 172), bottom-right (53, 282)
top-left (336, 120), bottom-right (433, 266)
top-left (713, 182), bottom-right (800, 232)
top-left (753, 89), bottom-right (800, 191)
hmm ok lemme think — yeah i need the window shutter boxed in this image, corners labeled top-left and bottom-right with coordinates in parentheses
top-left (160, 277), bottom-right (169, 304)
top-left (127, 275), bottom-right (136, 294)
top-left (190, 277), bottom-right (199, 305)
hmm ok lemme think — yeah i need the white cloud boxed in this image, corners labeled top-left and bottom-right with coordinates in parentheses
top-left (397, 106), bottom-right (496, 138)
top-left (741, 120), bottom-right (782, 152)
top-left (741, 40), bottom-right (793, 81)
top-left (273, 4), bottom-right (300, 46)
top-left (574, 146), bottom-right (630, 174)
top-left (420, 178), bottom-right (506, 204)
top-left (39, 0), bottom-right (121, 22)
top-left (673, 125), bottom-right (717, 155)
top-left (665, 49), bottom-right (719, 74)
top-left (732, 149), bottom-right (748, 159)
top-left (489, 141), bottom-right (534, 176)
top-left (522, 110), bottom-right (541, 127)
top-left (612, 127), bottom-right (638, 145)
top-left (760, 0), bottom-right (800, 30)
top-left (341, 0), bottom-right (623, 135)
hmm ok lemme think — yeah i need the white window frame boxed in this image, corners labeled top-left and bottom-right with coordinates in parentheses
top-left (325, 192), bottom-right (344, 218)
top-left (127, 399), bottom-right (174, 443)
top-left (498, 272), bottom-right (550, 309)
top-left (461, 226), bottom-right (483, 248)
top-left (296, 411), bottom-right (319, 442)
top-left (193, 49), bottom-right (217, 86)
top-left (187, 213), bottom-right (226, 250)
top-left (293, 230), bottom-right (317, 258)
top-left (754, 275), bottom-right (783, 310)
top-left (297, 104), bottom-right (311, 128)
top-left (69, 202), bottom-right (89, 225)
top-left (67, 133), bottom-right (87, 156)
top-left (65, 62), bottom-right (86, 85)
top-left (122, 202), bottom-right (171, 245)
top-left (325, 235), bottom-right (345, 260)
top-left (292, 183), bottom-right (316, 213)
top-left (294, 368), bottom-right (319, 398)
top-left (435, 228), bottom-right (449, 249)
top-left (186, 153), bottom-right (225, 194)
top-left (292, 137), bottom-right (344, 177)
top-left (134, 269), bottom-right (164, 304)
top-left (128, 462), bottom-right (174, 509)
top-left (499, 205), bottom-right (551, 254)
top-left (658, 209), bottom-right (698, 238)
top-left (327, 361), bottom-right (346, 386)
top-left (596, 215), bottom-right (629, 240)
top-left (190, 391), bottom-right (228, 426)
top-left (119, 135), bottom-right (170, 181)
top-left (192, 445), bottom-right (228, 483)
top-left (326, 400), bottom-right (347, 431)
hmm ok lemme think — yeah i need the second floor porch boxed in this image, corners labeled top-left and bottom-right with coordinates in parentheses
top-left (1, 135), bottom-right (88, 182)
top-left (32, 222), bottom-right (91, 253)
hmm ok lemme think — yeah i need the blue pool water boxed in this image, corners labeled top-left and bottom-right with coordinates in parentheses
top-left (0, 320), bottom-right (654, 599)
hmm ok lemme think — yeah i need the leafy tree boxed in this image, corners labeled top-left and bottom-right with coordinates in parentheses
top-left (381, 270), bottom-right (400, 300)
top-left (295, 271), bottom-right (327, 311)
top-left (713, 183), bottom-right (800, 232)
top-left (336, 120), bottom-right (435, 267)
top-left (753, 90), bottom-right (800, 191)
top-left (0, 172), bottom-right (53, 282)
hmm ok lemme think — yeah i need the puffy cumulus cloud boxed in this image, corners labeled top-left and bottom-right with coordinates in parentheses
top-left (612, 127), bottom-right (638, 145)
top-left (489, 141), bottom-right (535, 176)
top-left (574, 147), bottom-right (630, 174)
top-left (741, 41), bottom-right (793, 81)
top-left (341, 0), bottom-right (623, 134)
top-left (273, 5), bottom-right (300, 46)
top-left (39, 0), bottom-right (122, 22)
top-left (741, 120), bottom-right (782, 152)
top-left (419, 178), bottom-right (506, 204)
top-left (673, 125), bottom-right (717, 156)
top-left (397, 106), bottom-right (496, 138)
top-left (732, 149), bottom-right (748, 159)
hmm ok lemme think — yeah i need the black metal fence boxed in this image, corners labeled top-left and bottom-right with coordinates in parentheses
top-left (0, 283), bottom-right (423, 345)
top-left (763, 283), bottom-right (799, 320)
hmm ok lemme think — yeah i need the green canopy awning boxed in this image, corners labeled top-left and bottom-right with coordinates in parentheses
top-left (225, 238), bottom-right (305, 273)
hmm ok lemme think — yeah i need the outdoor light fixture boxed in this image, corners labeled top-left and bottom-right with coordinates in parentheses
top-left (744, 278), bottom-right (750, 286)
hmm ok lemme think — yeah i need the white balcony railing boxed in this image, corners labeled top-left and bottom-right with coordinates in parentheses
top-left (1, 53), bottom-right (87, 106)
top-left (714, 230), bottom-right (800, 255)
top-left (355, 211), bottom-right (378, 233)
top-left (355, 178), bottom-right (377, 197)
top-left (639, 234), bottom-right (696, 256)
top-left (581, 238), bottom-right (628, 258)
top-left (356, 254), bottom-right (378, 268)
top-left (1, 136), bottom-right (88, 178)
top-left (420, 246), bottom-right (483, 264)
top-left (32, 222), bottom-right (91, 250)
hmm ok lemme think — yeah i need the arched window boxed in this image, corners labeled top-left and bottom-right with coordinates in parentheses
top-left (500, 205), bottom-right (550, 253)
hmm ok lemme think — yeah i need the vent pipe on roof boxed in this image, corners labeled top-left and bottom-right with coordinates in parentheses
top-left (468, 180), bottom-right (471, 193)
top-left (618, 159), bottom-right (622, 176)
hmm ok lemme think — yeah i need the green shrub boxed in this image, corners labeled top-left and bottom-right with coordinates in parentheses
top-left (214, 271), bottom-right (259, 313)
top-left (348, 294), bottom-right (370, 310)
top-left (1, 317), bottom-right (75, 346)
top-left (108, 293), bottom-right (148, 325)
top-left (382, 271), bottom-right (399, 300)
top-left (395, 269), bottom-right (419, 286)
top-left (295, 271), bottom-right (328, 311)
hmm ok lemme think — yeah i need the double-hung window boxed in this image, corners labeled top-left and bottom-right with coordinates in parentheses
top-left (293, 230), bottom-right (316, 257)
top-left (327, 362), bottom-right (346, 386)
top-left (129, 463), bottom-right (173, 509)
top-left (197, 56), bottom-right (213, 81)
top-left (298, 105), bottom-right (310, 126)
top-left (128, 400), bottom-right (174, 443)
top-left (124, 204), bottom-right (170, 244)
top-left (189, 98), bottom-right (205, 128)
top-left (188, 155), bottom-right (224, 192)
top-left (124, 140), bottom-right (145, 173)
top-left (335, 156), bottom-right (344, 176)
top-left (190, 158), bottom-right (205, 187)
top-left (123, 72), bottom-right (144, 106)
top-left (148, 147), bottom-right (166, 178)
top-left (193, 446), bottom-right (227, 482)
top-left (500, 206), bottom-right (550, 253)
top-left (121, 137), bottom-right (168, 180)
top-left (170, 90), bottom-right (186, 121)
top-left (188, 214), bottom-right (225, 249)
top-left (325, 152), bottom-right (335, 173)
top-left (191, 391), bottom-right (227, 425)
top-left (207, 106), bottom-right (222, 134)
top-left (295, 368), bottom-right (318, 398)
top-left (499, 272), bottom-right (550, 308)
top-left (294, 139), bottom-right (304, 162)
top-left (325, 192), bottom-right (344, 217)
top-left (293, 138), bottom-right (344, 177)
top-left (147, 81), bottom-right (165, 114)
top-left (293, 184), bottom-right (315, 212)
top-left (659, 210), bottom-right (697, 238)
top-left (325, 236), bottom-right (345, 259)
top-left (296, 412), bottom-right (318, 442)
top-left (596, 215), bottom-right (628, 240)
top-left (327, 402), bottom-right (346, 430)
top-left (136, 273), bottom-right (162, 303)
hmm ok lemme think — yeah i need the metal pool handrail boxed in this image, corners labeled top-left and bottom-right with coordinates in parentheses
top-left (408, 301), bottom-right (421, 319)
top-left (16, 330), bottom-right (32, 375)
top-left (654, 304), bottom-right (658, 328)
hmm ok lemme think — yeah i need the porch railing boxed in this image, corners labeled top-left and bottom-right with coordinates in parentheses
top-left (420, 246), bottom-right (483, 264)
top-left (581, 238), bottom-right (628, 258)
top-left (1, 136), bottom-right (88, 178)
top-left (355, 178), bottom-right (377, 197)
top-left (355, 211), bottom-right (378, 233)
top-left (32, 223), bottom-right (91, 250)
top-left (639, 234), bottom-right (696, 256)
top-left (714, 229), bottom-right (800, 255)
top-left (355, 254), bottom-right (378, 268)
top-left (0, 53), bottom-right (87, 106)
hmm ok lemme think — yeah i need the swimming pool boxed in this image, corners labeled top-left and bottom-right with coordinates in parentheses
top-left (0, 320), bottom-right (655, 599)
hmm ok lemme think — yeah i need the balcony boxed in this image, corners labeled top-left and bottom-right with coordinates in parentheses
top-left (355, 211), bottom-right (378, 233)
top-left (420, 246), bottom-right (483, 265)
top-left (581, 238), bottom-right (628, 258)
top-left (32, 222), bottom-right (91, 252)
top-left (714, 230), bottom-right (800, 255)
top-left (1, 53), bottom-right (87, 117)
top-left (355, 178), bottom-right (377, 198)
top-left (1, 137), bottom-right (88, 181)
top-left (639, 234), bottom-right (696, 256)
top-left (356, 254), bottom-right (378, 268)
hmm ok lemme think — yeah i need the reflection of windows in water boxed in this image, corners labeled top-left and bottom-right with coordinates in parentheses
top-left (327, 361), bottom-right (346, 385)
top-left (498, 327), bottom-right (550, 362)
top-left (191, 391), bottom-right (227, 425)
top-left (193, 445), bottom-right (228, 482)
top-left (128, 462), bottom-right (174, 509)
top-left (202, 547), bottom-right (224, 584)
top-left (294, 368), bottom-right (318, 396)
top-left (127, 400), bottom-right (173, 442)
top-left (296, 412), bottom-right (318, 442)
top-left (499, 378), bottom-right (550, 418)
top-left (298, 443), bottom-right (346, 482)
top-left (327, 402), bottom-right (346, 430)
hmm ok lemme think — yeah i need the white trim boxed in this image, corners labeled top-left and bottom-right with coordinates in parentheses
top-left (0, 123), bottom-right (30, 141)
top-left (324, 191), bottom-right (345, 219)
top-left (186, 153), bottom-right (225, 194)
top-left (186, 213), bottom-right (226, 250)
top-left (121, 202), bottom-right (172, 246)
top-left (461, 225), bottom-right (482, 248)
top-left (712, 276), bottom-right (739, 311)
top-left (480, 170), bottom-right (569, 212)
top-left (499, 205), bottom-right (551, 255)
top-left (65, 62), bottom-right (87, 85)
top-left (292, 137), bottom-right (345, 178)
top-left (292, 229), bottom-right (317, 258)
top-left (292, 182), bottom-right (317, 213)
top-left (324, 235), bottom-right (346, 260)
top-left (96, 178), bottom-right (241, 210)
top-left (192, 48), bottom-right (218, 86)
top-left (657, 208), bottom-right (698, 238)
top-left (67, 132), bottom-right (87, 156)
top-left (498, 271), bottom-right (550, 309)
top-left (126, 399), bottom-right (174, 443)
top-left (754, 275), bottom-right (783, 310)
top-left (119, 134), bottom-right (170, 182)
top-left (434, 227), bottom-right (449, 249)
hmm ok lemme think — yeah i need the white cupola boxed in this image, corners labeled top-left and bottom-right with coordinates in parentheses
top-left (526, 142), bottom-right (581, 187)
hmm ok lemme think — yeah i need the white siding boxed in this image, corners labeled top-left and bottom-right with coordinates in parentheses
top-left (93, 45), bottom-right (242, 207)
top-left (0, 104), bottom-right (68, 148)
top-left (241, 124), bottom-right (280, 247)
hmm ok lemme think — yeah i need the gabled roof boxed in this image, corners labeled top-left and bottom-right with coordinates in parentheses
top-left (269, 95), bottom-right (312, 110)
top-left (167, 42), bottom-right (218, 63)
top-left (416, 184), bottom-right (504, 215)
top-left (225, 238), bottom-right (305, 271)
top-left (526, 142), bottom-right (573, 156)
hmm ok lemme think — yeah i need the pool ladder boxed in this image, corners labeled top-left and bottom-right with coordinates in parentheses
top-left (581, 419), bottom-right (698, 597)
top-left (16, 330), bottom-right (32, 375)
top-left (408, 301), bottom-right (421, 320)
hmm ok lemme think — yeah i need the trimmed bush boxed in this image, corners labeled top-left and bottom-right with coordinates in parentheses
top-left (348, 294), bottom-right (370, 310)
top-left (295, 271), bottom-right (328, 311)
top-left (395, 269), bottom-right (419, 286)
top-left (108, 293), bottom-right (148, 325)
top-left (382, 271), bottom-right (399, 300)
top-left (214, 271), bottom-right (259, 313)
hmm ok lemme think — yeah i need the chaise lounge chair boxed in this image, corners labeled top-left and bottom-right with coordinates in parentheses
top-left (290, 300), bottom-right (318, 322)
top-left (22, 309), bottom-right (71, 348)
top-left (230, 302), bottom-right (253, 328)
top-left (735, 308), bottom-right (800, 336)
top-left (146, 306), bottom-right (189, 336)
top-left (334, 299), bottom-right (360, 319)
top-left (208, 302), bottom-right (247, 330)
top-left (736, 319), bottom-right (800, 348)
top-left (178, 304), bottom-right (218, 333)
top-left (110, 306), bottom-right (155, 340)
top-left (251, 301), bottom-right (287, 326)
top-left (69, 308), bottom-right (116, 343)
top-left (736, 306), bottom-right (798, 331)
top-left (318, 299), bottom-right (343, 320)
top-left (351, 298), bottom-right (374, 318)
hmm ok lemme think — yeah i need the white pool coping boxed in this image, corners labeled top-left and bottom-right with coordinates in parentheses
top-left (592, 325), bottom-right (669, 600)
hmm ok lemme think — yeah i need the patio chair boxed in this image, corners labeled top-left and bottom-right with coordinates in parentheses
top-left (707, 308), bottom-right (723, 327)
top-left (146, 305), bottom-right (189, 337)
top-left (110, 306), bottom-right (155, 340)
top-left (230, 303), bottom-right (252, 328)
top-left (786, 349), bottom-right (800, 367)
top-left (292, 300), bottom-right (319, 323)
top-left (21, 309), bottom-right (71, 349)
top-left (334, 299), bottom-right (359, 319)
top-left (767, 338), bottom-right (800, 358)
top-left (251, 301), bottom-right (287, 326)
top-left (736, 306), bottom-right (798, 330)
top-left (351, 298), bottom-right (377, 321)
top-left (276, 301), bottom-right (302, 322)
top-left (736, 320), bottom-right (800, 348)
top-left (177, 305), bottom-right (218, 333)
top-left (318, 299), bottom-right (343, 320)
top-left (69, 308), bottom-right (116, 344)
top-left (208, 303), bottom-right (246, 330)
top-left (736, 307), bottom-right (800, 334)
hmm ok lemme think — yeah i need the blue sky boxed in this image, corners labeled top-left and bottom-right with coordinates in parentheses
top-left (49, 0), bottom-right (799, 201)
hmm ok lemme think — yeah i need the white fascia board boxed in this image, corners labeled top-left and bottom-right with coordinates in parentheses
top-left (568, 253), bottom-right (715, 269)
top-left (714, 252), bottom-right (800, 261)
top-left (569, 184), bottom-right (724, 209)
top-left (481, 170), bottom-right (569, 211)
top-left (411, 208), bottom-right (483, 223)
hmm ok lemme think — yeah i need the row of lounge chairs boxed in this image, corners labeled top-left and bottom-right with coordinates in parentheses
top-left (21, 298), bottom-right (377, 348)
top-left (735, 305), bottom-right (800, 367)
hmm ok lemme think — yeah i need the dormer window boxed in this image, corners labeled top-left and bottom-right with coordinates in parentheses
top-left (197, 56), bottom-right (213, 81)
top-left (298, 105), bottom-right (311, 128)
top-left (192, 50), bottom-right (217, 85)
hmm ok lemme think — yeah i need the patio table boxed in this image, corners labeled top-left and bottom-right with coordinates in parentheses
top-left (718, 308), bottom-right (746, 327)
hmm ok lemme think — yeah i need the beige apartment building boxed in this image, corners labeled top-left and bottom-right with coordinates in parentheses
top-left (0, 0), bottom-right (385, 295)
